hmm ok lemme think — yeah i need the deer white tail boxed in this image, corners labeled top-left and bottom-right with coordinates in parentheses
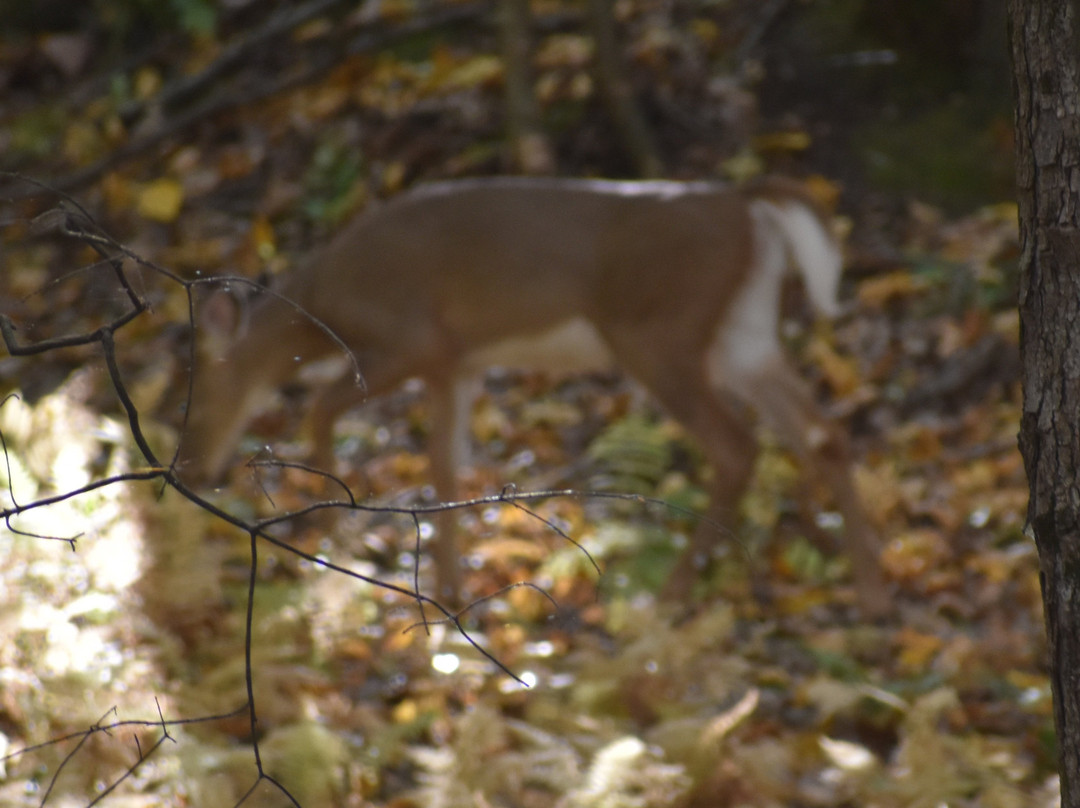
top-left (751, 198), bottom-right (843, 318)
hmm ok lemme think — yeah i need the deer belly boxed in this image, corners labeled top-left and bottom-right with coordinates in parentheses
top-left (463, 317), bottom-right (614, 376)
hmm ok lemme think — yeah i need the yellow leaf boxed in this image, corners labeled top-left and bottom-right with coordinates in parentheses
top-left (967, 550), bottom-right (1018, 585)
top-left (722, 147), bottom-right (764, 183)
top-left (136, 178), bottom-right (184, 222)
top-left (690, 18), bottom-right (719, 48)
top-left (535, 34), bottom-right (594, 69)
top-left (753, 130), bottom-right (812, 153)
top-left (388, 452), bottom-right (429, 483)
top-left (365, 0), bottom-right (412, 21)
top-left (440, 55), bottom-right (503, 91)
top-left (1005, 670), bottom-right (1050, 695)
top-left (306, 83), bottom-right (350, 119)
top-left (856, 270), bottom-right (930, 308)
top-left (134, 66), bottom-right (162, 100)
top-left (392, 699), bottom-right (418, 724)
top-left (804, 174), bottom-right (842, 212)
top-left (250, 215), bottom-right (277, 262)
top-left (472, 537), bottom-right (548, 564)
top-left (381, 161), bottom-right (407, 194)
top-left (806, 337), bottom-right (860, 396)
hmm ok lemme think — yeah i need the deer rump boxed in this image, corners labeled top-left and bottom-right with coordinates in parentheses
top-left (178, 176), bottom-right (888, 614)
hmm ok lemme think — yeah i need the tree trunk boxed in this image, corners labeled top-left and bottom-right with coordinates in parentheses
top-left (1009, 0), bottom-right (1080, 801)
top-left (499, 0), bottom-right (555, 174)
top-left (587, 0), bottom-right (663, 177)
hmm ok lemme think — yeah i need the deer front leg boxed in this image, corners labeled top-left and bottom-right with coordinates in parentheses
top-left (658, 394), bottom-right (761, 602)
top-left (424, 375), bottom-right (468, 605)
top-left (305, 373), bottom-right (369, 478)
top-left (625, 357), bottom-right (762, 602)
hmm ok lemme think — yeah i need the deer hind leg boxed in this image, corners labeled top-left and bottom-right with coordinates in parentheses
top-left (736, 358), bottom-right (890, 617)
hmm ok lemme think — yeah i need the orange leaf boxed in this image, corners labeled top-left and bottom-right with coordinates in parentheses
top-left (856, 270), bottom-right (930, 308)
top-left (806, 337), bottom-right (861, 396)
top-left (895, 626), bottom-right (943, 671)
top-left (880, 529), bottom-right (951, 582)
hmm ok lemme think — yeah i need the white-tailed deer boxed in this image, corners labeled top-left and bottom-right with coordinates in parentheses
top-left (177, 176), bottom-right (889, 615)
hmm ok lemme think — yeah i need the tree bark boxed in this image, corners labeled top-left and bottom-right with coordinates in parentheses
top-left (587, 0), bottom-right (663, 177)
top-left (499, 0), bottom-right (555, 174)
top-left (1009, 0), bottom-right (1080, 801)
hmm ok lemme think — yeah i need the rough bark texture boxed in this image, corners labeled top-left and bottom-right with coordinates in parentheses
top-left (1009, 0), bottom-right (1080, 800)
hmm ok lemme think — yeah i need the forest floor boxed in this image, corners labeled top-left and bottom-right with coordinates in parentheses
top-left (0, 2), bottom-right (1049, 806)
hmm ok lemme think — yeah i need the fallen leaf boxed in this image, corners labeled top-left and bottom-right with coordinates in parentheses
top-left (857, 270), bottom-right (931, 308)
top-left (753, 130), bottom-right (812, 153)
top-left (881, 529), bottom-right (952, 582)
top-left (895, 626), bottom-right (944, 671)
top-left (136, 177), bottom-right (184, 223)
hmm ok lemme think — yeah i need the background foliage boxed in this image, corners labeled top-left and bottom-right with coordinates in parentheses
top-left (0, 0), bottom-right (1047, 805)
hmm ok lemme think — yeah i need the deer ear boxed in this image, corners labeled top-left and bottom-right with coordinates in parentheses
top-left (195, 288), bottom-right (247, 361)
